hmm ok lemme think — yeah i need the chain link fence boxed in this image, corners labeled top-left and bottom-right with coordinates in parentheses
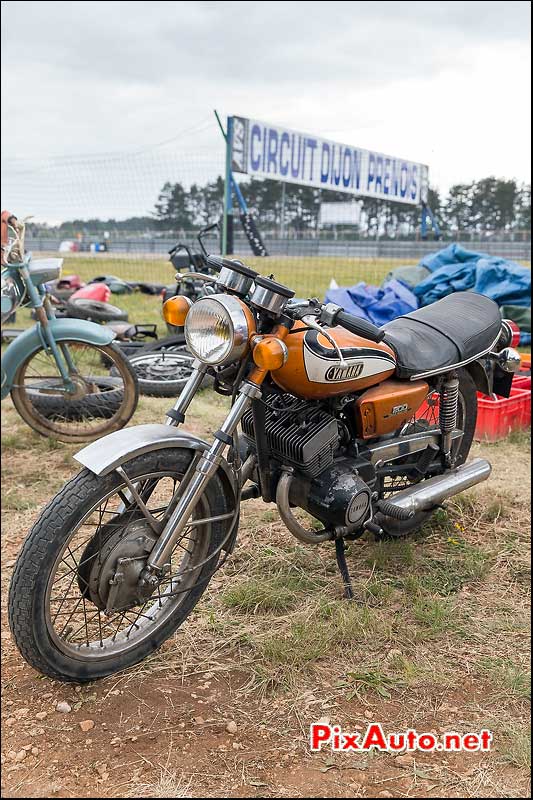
top-left (2, 145), bottom-right (530, 331)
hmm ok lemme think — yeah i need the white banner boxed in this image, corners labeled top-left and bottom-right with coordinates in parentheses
top-left (231, 116), bottom-right (428, 206)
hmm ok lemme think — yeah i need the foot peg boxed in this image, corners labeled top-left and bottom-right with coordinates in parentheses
top-left (364, 520), bottom-right (384, 536)
top-left (334, 538), bottom-right (354, 600)
top-left (376, 499), bottom-right (415, 521)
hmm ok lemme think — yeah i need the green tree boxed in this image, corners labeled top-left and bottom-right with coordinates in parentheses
top-left (153, 181), bottom-right (193, 230)
top-left (444, 183), bottom-right (474, 232)
top-left (470, 177), bottom-right (517, 232)
top-left (514, 183), bottom-right (531, 232)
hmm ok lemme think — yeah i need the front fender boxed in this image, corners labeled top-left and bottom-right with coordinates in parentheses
top-left (74, 422), bottom-right (239, 503)
top-left (1, 318), bottom-right (115, 398)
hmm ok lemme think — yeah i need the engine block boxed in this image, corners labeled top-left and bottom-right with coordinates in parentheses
top-left (241, 397), bottom-right (339, 477)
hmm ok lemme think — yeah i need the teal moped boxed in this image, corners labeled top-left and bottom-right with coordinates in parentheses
top-left (1, 217), bottom-right (138, 442)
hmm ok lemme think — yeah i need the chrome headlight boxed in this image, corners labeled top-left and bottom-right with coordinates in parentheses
top-left (184, 294), bottom-right (252, 365)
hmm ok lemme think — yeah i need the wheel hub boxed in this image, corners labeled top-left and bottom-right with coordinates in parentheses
top-left (36, 373), bottom-right (95, 401)
top-left (81, 518), bottom-right (159, 613)
top-left (146, 356), bottom-right (180, 377)
top-left (64, 374), bottom-right (98, 400)
top-left (135, 351), bottom-right (192, 380)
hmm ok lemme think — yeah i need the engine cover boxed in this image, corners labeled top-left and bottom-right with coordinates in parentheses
top-left (288, 458), bottom-right (372, 530)
top-left (241, 397), bottom-right (339, 477)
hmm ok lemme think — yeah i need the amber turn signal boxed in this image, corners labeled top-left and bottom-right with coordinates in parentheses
top-left (163, 295), bottom-right (192, 327)
top-left (252, 336), bottom-right (288, 371)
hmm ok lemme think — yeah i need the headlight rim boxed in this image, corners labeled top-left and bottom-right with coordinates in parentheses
top-left (184, 293), bottom-right (253, 366)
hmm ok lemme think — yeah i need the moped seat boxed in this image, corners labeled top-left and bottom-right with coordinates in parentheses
top-left (382, 292), bottom-right (502, 379)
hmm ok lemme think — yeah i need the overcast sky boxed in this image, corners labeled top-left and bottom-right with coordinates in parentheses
top-left (1, 0), bottom-right (531, 221)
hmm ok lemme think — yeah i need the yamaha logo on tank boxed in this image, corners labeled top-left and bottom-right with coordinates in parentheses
top-left (302, 330), bottom-right (396, 384)
top-left (325, 363), bottom-right (364, 381)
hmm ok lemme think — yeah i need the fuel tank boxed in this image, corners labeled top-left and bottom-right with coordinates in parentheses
top-left (272, 321), bottom-right (397, 400)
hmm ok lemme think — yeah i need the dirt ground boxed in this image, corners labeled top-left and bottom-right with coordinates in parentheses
top-left (1, 391), bottom-right (531, 799)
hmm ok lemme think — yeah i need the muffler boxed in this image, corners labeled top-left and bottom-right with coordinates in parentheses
top-left (379, 458), bottom-right (491, 517)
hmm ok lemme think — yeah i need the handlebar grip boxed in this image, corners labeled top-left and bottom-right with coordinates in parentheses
top-left (206, 254), bottom-right (225, 269)
top-left (335, 310), bottom-right (385, 343)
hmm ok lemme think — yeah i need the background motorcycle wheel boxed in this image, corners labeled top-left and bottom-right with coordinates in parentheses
top-left (122, 335), bottom-right (212, 397)
top-left (65, 298), bottom-right (128, 323)
top-left (375, 368), bottom-right (478, 538)
top-left (10, 341), bottom-right (139, 443)
top-left (27, 376), bottom-right (125, 421)
top-left (8, 448), bottom-right (231, 682)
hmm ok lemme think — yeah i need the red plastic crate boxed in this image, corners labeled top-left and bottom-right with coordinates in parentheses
top-left (513, 374), bottom-right (531, 390)
top-left (416, 386), bottom-right (531, 443)
top-left (476, 386), bottom-right (531, 442)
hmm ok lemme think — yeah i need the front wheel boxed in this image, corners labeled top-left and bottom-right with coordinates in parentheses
top-left (10, 341), bottom-right (139, 442)
top-left (8, 448), bottom-right (233, 682)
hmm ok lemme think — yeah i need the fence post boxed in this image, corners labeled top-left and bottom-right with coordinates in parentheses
top-left (222, 116), bottom-right (234, 256)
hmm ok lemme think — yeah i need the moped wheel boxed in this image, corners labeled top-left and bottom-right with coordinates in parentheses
top-left (10, 341), bottom-right (139, 443)
top-left (8, 448), bottom-right (233, 682)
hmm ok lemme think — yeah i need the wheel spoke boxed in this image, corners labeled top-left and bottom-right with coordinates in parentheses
top-left (45, 469), bottom-right (214, 658)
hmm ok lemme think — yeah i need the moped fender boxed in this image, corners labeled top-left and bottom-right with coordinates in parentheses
top-left (1, 318), bottom-right (115, 399)
top-left (74, 422), bottom-right (239, 501)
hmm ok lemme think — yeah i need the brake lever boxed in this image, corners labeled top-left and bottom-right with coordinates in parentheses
top-left (174, 271), bottom-right (218, 283)
top-left (301, 314), bottom-right (348, 368)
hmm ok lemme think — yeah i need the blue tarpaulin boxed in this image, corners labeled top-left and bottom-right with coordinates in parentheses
top-left (414, 244), bottom-right (531, 307)
top-left (325, 278), bottom-right (418, 326)
top-left (324, 244), bottom-right (531, 343)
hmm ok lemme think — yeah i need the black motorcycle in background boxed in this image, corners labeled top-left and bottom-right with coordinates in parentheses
top-left (126, 223), bottom-right (219, 397)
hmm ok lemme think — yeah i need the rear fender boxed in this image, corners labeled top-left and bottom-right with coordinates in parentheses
top-left (1, 317), bottom-right (115, 399)
top-left (465, 359), bottom-right (491, 397)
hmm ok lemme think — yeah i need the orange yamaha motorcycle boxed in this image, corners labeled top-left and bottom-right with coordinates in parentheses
top-left (8, 254), bottom-right (521, 682)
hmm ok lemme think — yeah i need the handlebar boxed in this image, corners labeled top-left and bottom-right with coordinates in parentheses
top-left (184, 258), bottom-right (386, 345)
top-left (333, 309), bottom-right (385, 343)
top-left (197, 222), bottom-right (219, 256)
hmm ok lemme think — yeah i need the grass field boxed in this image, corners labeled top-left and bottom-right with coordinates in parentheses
top-left (1, 389), bottom-right (531, 798)
top-left (2, 251), bottom-right (531, 796)
top-left (10, 254), bottom-right (411, 333)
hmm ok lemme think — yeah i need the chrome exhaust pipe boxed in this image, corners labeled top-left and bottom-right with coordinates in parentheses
top-left (381, 458), bottom-right (492, 517)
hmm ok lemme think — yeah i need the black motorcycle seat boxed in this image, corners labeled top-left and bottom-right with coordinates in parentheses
top-left (382, 292), bottom-right (502, 379)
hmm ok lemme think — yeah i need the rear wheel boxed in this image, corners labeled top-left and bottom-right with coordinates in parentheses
top-left (376, 368), bottom-right (478, 537)
top-left (8, 448), bottom-right (233, 682)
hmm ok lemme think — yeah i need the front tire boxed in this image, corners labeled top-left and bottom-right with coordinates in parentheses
top-left (8, 448), bottom-right (232, 682)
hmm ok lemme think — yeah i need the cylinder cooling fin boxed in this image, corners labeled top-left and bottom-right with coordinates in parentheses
top-left (241, 396), bottom-right (340, 477)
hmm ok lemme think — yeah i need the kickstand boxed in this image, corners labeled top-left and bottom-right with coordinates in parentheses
top-left (334, 538), bottom-right (354, 600)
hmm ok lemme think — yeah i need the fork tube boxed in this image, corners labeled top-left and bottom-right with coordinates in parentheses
top-left (165, 360), bottom-right (209, 426)
top-left (147, 381), bottom-right (261, 571)
top-left (20, 265), bottom-right (74, 386)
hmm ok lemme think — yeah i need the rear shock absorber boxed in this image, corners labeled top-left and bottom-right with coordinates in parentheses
top-left (439, 373), bottom-right (460, 466)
